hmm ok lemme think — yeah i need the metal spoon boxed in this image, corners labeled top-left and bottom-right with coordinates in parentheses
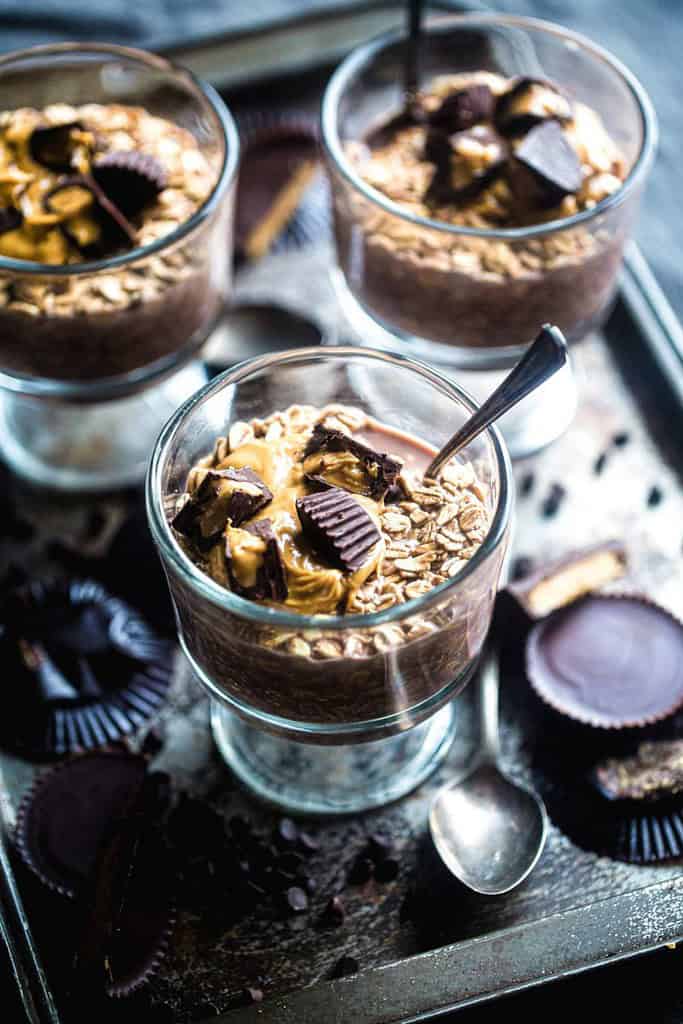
top-left (425, 324), bottom-right (567, 479)
top-left (429, 653), bottom-right (548, 895)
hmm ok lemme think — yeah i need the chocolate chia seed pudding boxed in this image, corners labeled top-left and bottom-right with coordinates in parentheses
top-left (333, 72), bottom-right (630, 350)
top-left (0, 101), bottom-right (225, 381)
top-left (167, 402), bottom-right (501, 733)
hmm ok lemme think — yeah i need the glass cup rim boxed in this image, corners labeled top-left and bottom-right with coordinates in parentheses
top-left (0, 41), bottom-right (240, 276)
top-left (146, 345), bottom-right (513, 632)
top-left (320, 11), bottom-right (658, 242)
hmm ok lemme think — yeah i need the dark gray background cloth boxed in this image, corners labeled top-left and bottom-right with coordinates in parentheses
top-left (0, 1), bottom-right (679, 319)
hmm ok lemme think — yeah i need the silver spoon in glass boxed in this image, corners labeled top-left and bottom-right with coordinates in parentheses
top-left (425, 324), bottom-right (568, 479)
top-left (429, 652), bottom-right (548, 895)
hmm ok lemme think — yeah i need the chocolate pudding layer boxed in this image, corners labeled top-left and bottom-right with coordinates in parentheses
top-left (0, 103), bottom-right (226, 381)
top-left (332, 72), bottom-right (631, 350)
top-left (166, 403), bottom-right (504, 734)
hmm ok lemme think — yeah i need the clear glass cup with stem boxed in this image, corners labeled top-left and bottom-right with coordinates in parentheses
top-left (0, 43), bottom-right (239, 491)
top-left (146, 346), bottom-right (513, 814)
top-left (321, 13), bottom-right (656, 455)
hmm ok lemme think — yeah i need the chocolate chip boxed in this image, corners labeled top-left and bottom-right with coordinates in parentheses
top-left (320, 895), bottom-right (345, 926)
top-left (29, 121), bottom-right (82, 171)
top-left (172, 468), bottom-right (273, 547)
top-left (647, 486), bottom-right (663, 508)
top-left (297, 488), bottom-right (381, 572)
top-left (225, 518), bottom-right (288, 603)
top-left (593, 452), bottom-right (608, 475)
top-left (283, 885), bottom-right (308, 913)
top-left (509, 121), bottom-right (582, 208)
top-left (92, 151), bottom-right (167, 219)
top-left (613, 431), bottom-right (630, 448)
top-left (428, 85), bottom-right (495, 133)
top-left (141, 725), bottom-right (164, 758)
top-left (330, 955), bottom-right (359, 979)
top-left (365, 833), bottom-right (393, 864)
top-left (303, 424), bottom-right (401, 500)
top-left (495, 78), bottom-right (572, 136)
top-left (541, 482), bottom-right (567, 519)
top-left (347, 855), bottom-right (374, 885)
top-left (520, 471), bottom-right (535, 497)
top-left (374, 857), bottom-right (399, 883)
top-left (511, 556), bottom-right (534, 582)
top-left (0, 206), bottom-right (22, 235)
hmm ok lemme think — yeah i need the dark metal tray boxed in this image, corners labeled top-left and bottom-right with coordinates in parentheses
top-left (1, 235), bottom-right (683, 1024)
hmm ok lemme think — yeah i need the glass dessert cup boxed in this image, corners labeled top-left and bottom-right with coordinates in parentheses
top-left (0, 43), bottom-right (239, 491)
top-left (147, 346), bottom-right (512, 814)
top-left (322, 14), bottom-right (656, 455)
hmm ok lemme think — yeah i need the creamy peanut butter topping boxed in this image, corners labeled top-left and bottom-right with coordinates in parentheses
top-left (0, 103), bottom-right (215, 263)
top-left (174, 403), bottom-right (492, 623)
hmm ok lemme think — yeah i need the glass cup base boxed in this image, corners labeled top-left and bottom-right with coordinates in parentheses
top-left (211, 700), bottom-right (457, 815)
top-left (0, 360), bottom-right (208, 492)
top-left (333, 269), bottom-right (577, 459)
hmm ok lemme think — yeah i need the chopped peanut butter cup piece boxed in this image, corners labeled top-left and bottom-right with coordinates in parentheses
top-left (173, 467), bottom-right (273, 548)
top-left (44, 173), bottom-right (137, 250)
top-left (428, 84), bottom-right (495, 133)
top-left (29, 121), bottom-right (83, 171)
top-left (495, 78), bottom-right (572, 136)
top-left (509, 121), bottom-right (582, 208)
top-left (302, 424), bottom-right (401, 500)
top-left (92, 151), bottom-right (167, 219)
top-left (225, 518), bottom-right (287, 602)
top-left (297, 487), bottom-right (381, 572)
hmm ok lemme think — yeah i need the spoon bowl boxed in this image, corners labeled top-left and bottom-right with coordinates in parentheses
top-left (429, 653), bottom-right (548, 894)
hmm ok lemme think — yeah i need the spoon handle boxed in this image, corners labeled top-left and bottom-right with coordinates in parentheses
top-left (478, 652), bottom-right (500, 765)
top-left (424, 324), bottom-right (567, 480)
top-left (405, 0), bottom-right (423, 100)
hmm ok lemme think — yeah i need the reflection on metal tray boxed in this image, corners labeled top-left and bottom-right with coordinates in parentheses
top-left (1, 237), bottom-right (682, 1024)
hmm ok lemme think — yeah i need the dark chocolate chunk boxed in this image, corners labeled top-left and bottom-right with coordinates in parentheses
top-left (495, 78), bottom-right (572, 136)
top-left (509, 121), bottom-right (582, 208)
top-left (0, 205), bottom-right (22, 235)
top-left (365, 832), bottom-right (393, 864)
top-left (541, 481), bottom-right (567, 518)
top-left (428, 84), bottom-right (495, 133)
top-left (647, 485), bottom-right (663, 508)
top-left (92, 151), bottom-right (167, 219)
top-left (303, 424), bottom-right (401, 500)
top-left (320, 895), bottom-right (345, 927)
top-left (593, 739), bottom-right (683, 802)
top-left (330, 955), bottom-right (359, 979)
top-left (613, 431), bottom-right (630, 448)
top-left (347, 854), bottom-right (374, 885)
top-left (173, 467), bottom-right (273, 547)
top-left (520, 471), bottom-right (535, 497)
top-left (225, 518), bottom-right (288, 603)
top-left (594, 452), bottom-right (608, 475)
top-left (29, 121), bottom-right (82, 171)
top-left (297, 488), bottom-right (381, 572)
top-left (511, 556), bottom-right (534, 582)
top-left (526, 595), bottom-right (683, 728)
top-left (506, 540), bottom-right (627, 621)
top-left (423, 128), bottom-right (452, 168)
top-left (374, 857), bottom-right (399, 883)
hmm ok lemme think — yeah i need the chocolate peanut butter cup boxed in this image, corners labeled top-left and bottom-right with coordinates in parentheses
top-left (0, 579), bottom-right (173, 758)
top-left (297, 488), bottom-right (381, 571)
top-left (526, 595), bottom-right (683, 728)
